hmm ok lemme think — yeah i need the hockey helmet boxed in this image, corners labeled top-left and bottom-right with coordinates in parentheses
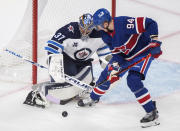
top-left (79, 13), bottom-right (94, 31)
top-left (79, 13), bottom-right (94, 40)
top-left (93, 8), bottom-right (111, 28)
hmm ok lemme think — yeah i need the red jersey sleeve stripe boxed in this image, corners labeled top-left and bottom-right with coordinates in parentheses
top-left (136, 17), bottom-right (145, 33)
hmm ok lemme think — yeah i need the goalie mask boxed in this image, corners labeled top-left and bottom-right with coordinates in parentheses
top-left (79, 13), bottom-right (94, 40)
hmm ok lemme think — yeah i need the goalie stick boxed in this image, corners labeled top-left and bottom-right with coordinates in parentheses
top-left (4, 49), bottom-right (93, 91)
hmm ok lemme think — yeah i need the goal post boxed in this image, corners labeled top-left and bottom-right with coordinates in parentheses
top-left (112, 0), bottom-right (116, 18)
top-left (32, 0), bottom-right (38, 84)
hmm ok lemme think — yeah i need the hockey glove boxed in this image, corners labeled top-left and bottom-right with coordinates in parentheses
top-left (149, 40), bottom-right (162, 58)
top-left (107, 61), bottom-right (121, 83)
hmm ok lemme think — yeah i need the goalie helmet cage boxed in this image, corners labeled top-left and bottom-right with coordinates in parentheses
top-left (0, 0), bottom-right (116, 84)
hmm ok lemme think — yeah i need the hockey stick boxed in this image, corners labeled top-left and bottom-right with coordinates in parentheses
top-left (5, 48), bottom-right (151, 89)
top-left (95, 53), bottom-right (152, 87)
top-left (4, 49), bottom-right (93, 91)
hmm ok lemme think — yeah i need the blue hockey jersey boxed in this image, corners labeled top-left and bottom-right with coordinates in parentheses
top-left (101, 16), bottom-right (158, 61)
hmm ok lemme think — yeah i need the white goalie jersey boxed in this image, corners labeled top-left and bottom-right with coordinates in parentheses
top-left (45, 22), bottom-right (110, 61)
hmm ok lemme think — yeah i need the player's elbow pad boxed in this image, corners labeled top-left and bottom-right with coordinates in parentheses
top-left (145, 18), bottom-right (158, 37)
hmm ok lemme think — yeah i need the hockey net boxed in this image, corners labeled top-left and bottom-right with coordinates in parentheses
top-left (0, 0), bottom-right (114, 84)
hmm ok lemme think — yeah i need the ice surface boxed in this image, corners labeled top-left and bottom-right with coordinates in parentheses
top-left (0, 0), bottom-right (180, 131)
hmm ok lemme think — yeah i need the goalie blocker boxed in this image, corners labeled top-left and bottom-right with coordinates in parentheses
top-left (48, 53), bottom-right (65, 83)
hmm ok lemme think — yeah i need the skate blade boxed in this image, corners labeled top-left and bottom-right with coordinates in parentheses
top-left (76, 103), bottom-right (96, 108)
top-left (141, 119), bottom-right (160, 128)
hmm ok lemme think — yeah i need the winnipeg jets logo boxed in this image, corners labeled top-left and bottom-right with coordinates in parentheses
top-left (68, 25), bottom-right (74, 33)
top-left (79, 51), bottom-right (88, 58)
top-left (74, 48), bottom-right (92, 60)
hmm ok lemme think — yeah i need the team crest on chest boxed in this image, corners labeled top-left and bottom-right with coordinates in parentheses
top-left (74, 48), bottom-right (92, 60)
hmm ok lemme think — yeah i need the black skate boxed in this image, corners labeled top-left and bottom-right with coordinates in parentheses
top-left (140, 101), bottom-right (160, 128)
top-left (77, 97), bottom-right (99, 107)
top-left (23, 91), bottom-right (48, 108)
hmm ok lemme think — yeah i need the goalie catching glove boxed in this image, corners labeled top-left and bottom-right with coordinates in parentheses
top-left (48, 53), bottom-right (65, 83)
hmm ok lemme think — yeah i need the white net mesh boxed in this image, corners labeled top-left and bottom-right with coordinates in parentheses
top-left (0, 0), bottom-right (111, 83)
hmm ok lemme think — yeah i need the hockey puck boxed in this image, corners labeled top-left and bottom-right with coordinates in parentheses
top-left (62, 111), bottom-right (68, 117)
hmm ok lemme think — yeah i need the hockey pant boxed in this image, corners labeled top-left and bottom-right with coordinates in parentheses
top-left (90, 54), bottom-right (156, 113)
top-left (46, 52), bottom-right (94, 100)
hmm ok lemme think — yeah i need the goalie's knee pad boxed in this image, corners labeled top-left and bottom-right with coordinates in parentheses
top-left (127, 70), bottom-right (144, 92)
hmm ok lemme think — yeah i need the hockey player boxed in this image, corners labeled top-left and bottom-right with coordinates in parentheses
top-left (23, 13), bottom-right (111, 107)
top-left (77, 8), bottom-right (162, 128)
